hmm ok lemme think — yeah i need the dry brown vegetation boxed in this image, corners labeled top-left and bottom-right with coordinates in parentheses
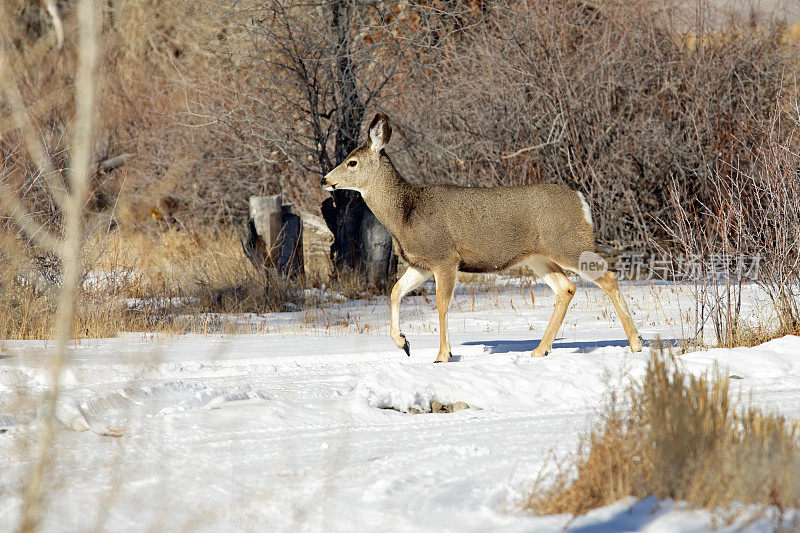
top-left (2, 0), bottom-right (800, 341)
top-left (391, 0), bottom-right (795, 245)
top-left (0, 227), bottom-right (312, 339)
top-left (528, 342), bottom-right (800, 526)
top-left (0, 223), bottom-right (389, 340)
top-left (663, 97), bottom-right (800, 348)
top-left (200, 0), bottom-right (800, 243)
top-left (0, 4), bottom-right (799, 528)
top-left (4, 0), bottom-right (800, 236)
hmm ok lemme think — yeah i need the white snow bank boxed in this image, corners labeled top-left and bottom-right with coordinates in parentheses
top-left (1, 283), bottom-right (799, 531)
top-left (356, 352), bottom-right (621, 413)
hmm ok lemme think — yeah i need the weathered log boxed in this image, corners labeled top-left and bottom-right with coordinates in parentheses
top-left (244, 195), bottom-right (303, 278)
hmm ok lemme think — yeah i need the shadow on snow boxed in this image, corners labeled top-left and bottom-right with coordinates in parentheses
top-left (462, 337), bottom-right (680, 355)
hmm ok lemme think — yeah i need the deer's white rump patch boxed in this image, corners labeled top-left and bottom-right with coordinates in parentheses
top-left (577, 192), bottom-right (593, 228)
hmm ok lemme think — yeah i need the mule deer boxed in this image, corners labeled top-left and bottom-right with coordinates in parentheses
top-left (321, 113), bottom-right (643, 363)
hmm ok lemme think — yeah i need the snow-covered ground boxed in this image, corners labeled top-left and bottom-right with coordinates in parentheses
top-left (1, 279), bottom-right (799, 532)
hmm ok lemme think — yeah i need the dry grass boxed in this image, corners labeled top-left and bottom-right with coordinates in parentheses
top-left (676, 310), bottom-right (800, 353)
top-left (87, 227), bottom-right (254, 297)
top-left (0, 284), bottom-right (124, 341)
top-left (714, 319), bottom-right (800, 349)
top-left (89, 225), bottom-right (386, 309)
top-left (527, 341), bottom-right (800, 527)
top-left (0, 223), bottom-right (392, 340)
top-left (0, 226), bottom-right (311, 339)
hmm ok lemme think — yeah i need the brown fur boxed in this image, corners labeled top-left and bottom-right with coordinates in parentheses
top-left (322, 113), bottom-right (642, 362)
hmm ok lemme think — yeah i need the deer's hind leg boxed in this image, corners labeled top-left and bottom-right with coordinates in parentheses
top-left (592, 270), bottom-right (643, 352)
top-left (390, 266), bottom-right (432, 356)
top-left (432, 265), bottom-right (457, 363)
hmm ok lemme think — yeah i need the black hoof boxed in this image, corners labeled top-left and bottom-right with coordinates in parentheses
top-left (402, 338), bottom-right (411, 357)
top-left (433, 352), bottom-right (452, 364)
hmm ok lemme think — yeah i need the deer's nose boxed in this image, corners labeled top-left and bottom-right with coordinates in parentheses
top-left (320, 177), bottom-right (327, 187)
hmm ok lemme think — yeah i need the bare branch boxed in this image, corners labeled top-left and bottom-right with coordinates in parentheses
top-left (43, 0), bottom-right (64, 51)
top-left (0, 181), bottom-right (62, 254)
top-left (18, 0), bottom-right (100, 529)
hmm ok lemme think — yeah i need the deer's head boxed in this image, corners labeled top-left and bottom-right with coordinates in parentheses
top-left (320, 113), bottom-right (392, 196)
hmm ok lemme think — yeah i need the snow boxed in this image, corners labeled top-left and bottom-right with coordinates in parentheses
top-left (0, 280), bottom-right (799, 531)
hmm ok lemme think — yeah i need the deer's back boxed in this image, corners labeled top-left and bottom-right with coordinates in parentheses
top-left (396, 183), bottom-right (594, 272)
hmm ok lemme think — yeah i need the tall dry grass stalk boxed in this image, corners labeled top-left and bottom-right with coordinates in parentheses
top-left (0, 0), bottom-right (100, 530)
top-left (528, 341), bottom-right (800, 527)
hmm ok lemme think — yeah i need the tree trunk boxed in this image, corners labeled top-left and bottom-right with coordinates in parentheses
top-left (331, 0), bottom-right (363, 165)
top-left (360, 208), bottom-right (396, 289)
top-left (323, 0), bottom-right (395, 287)
top-left (322, 190), bottom-right (363, 270)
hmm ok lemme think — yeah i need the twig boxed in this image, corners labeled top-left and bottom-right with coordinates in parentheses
top-left (18, 1), bottom-right (99, 530)
top-left (0, 6), bottom-right (67, 210)
top-left (500, 139), bottom-right (558, 160)
top-left (43, 0), bottom-right (64, 51)
top-left (0, 183), bottom-right (62, 254)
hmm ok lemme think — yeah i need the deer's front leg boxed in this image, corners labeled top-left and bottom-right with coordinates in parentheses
top-left (433, 266), bottom-right (457, 363)
top-left (390, 266), bottom-right (432, 356)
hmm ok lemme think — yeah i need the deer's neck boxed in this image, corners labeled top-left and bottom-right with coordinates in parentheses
top-left (361, 160), bottom-right (416, 239)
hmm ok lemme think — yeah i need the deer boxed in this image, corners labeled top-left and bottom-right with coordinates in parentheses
top-left (321, 113), bottom-right (643, 363)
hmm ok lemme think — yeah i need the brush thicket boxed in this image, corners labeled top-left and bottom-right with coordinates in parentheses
top-left (528, 340), bottom-right (800, 527)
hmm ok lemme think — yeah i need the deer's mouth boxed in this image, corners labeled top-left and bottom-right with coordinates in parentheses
top-left (321, 174), bottom-right (337, 191)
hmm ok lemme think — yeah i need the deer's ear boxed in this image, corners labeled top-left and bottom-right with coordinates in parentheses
top-left (368, 113), bottom-right (392, 152)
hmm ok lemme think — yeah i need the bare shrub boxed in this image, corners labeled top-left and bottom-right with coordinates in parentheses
top-left (733, 98), bottom-right (800, 333)
top-left (3, 0), bottom-right (795, 262)
top-left (663, 94), bottom-right (800, 347)
top-left (528, 342), bottom-right (800, 525)
top-left (389, 0), bottom-right (791, 246)
top-left (0, 0), bottom-right (263, 236)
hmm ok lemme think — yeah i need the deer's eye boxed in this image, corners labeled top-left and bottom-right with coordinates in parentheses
top-left (347, 160), bottom-right (358, 167)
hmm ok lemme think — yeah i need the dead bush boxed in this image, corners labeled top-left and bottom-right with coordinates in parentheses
top-left (663, 94), bottom-right (800, 348)
top-left (4, 0), bottom-right (797, 255)
top-left (528, 341), bottom-right (800, 526)
top-left (1, 0), bottom-right (264, 237)
top-left (0, 226), bottom-right (312, 339)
